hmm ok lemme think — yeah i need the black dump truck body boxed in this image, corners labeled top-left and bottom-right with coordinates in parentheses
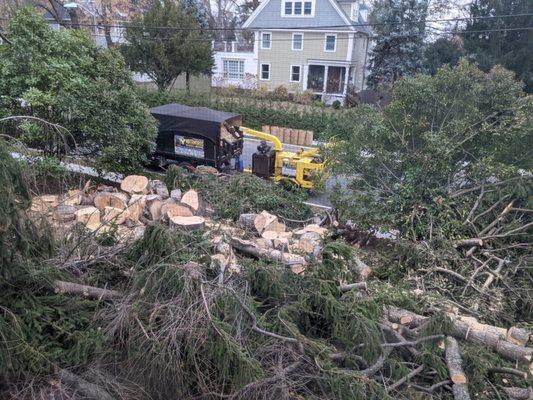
top-left (150, 103), bottom-right (244, 169)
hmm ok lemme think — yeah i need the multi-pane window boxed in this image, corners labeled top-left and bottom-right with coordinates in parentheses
top-left (261, 32), bottom-right (271, 49)
top-left (292, 33), bottom-right (303, 50)
top-left (283, 0), bottom-right (312, 15)
top-left (223, 60), bottom-right (244, 80)
top-left (260, 64), bottom-right (270, 80)
top-left (290, 65), bottom-right (301, 82)
top-left (325, 34), bottom-right (336, 52)
top-left (350, 3), bottom-right (359, 21)
top-left (285, 1), bottom-right (293, 14)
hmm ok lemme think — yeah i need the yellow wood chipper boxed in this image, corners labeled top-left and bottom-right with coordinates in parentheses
top-left (149, 103), bottom-right (325, 189)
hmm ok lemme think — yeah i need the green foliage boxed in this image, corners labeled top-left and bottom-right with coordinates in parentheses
top-left (122, 0), bottom-right (213, 92)
top-left (167, 168), bottom-right (312, 221)
top-left (327, 60), bottom-right (532, 239)
top-left (331, 100), bottom-right (341, 109)
top-left (367, 0), bottom-right (428, 88)
top-left (137, 87), bottom-right (365, 140)
top-left (424, 37), bottom-right (465, 75)
top-left (0, 7), bottom-right (157, 174)
top-left (462, 0), bottom-right (533, 93)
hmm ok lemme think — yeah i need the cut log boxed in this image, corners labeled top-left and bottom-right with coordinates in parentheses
top-left (273, 237), bottom-right (289, 250)
top-left (502, 387), bottom-right (533, 400)
top-left (278, 231), bottom-right (293, 240)
top-left (261, 230), bottom-right (279, 240)
top-left (169, 216), bottom-right (205, 231)
top-left (453, 316), bottom-right (531, 347)
top-left (354, 256), bottom-right (372, 280)
top-left (127, 194), bottom-right (147, 222)
top-left (63, 189), bottom-right (82, 206)
top-left (508, 327), bottom-right (531, 347)
top-left (386, 307), bottom-right (533, 365)
top-left (93, 193), bottom-right (128, 211)
top-left (231, 237), bottom-right (307, 268)
top-left (53, 205), bottom-right (77, 222)
top-left (58, 369), bottom-right (114, 400)
top-left (181, 190), bottom-right (203, 215)
top-left (103, 207), bottom-right (127, 225)
top-left (260, 211), bottom-right (278, 229)
top-left (239, 213), bottom-right (261, 230)
top-left (150, 179), bottom-right (169, 198)
top-left (295, 239), bottom-right (316, 254)
top-left (31, 194), bottom-right (59, 213)
top-left (54, 281), bottom-right (120, 301)
top-left (339, 282), bottom-right (367, 292)
top-left (264, 220), bottom-right (286, 234)
top-left (455, 238), bottom-right (483, 248)
top-left (170, 189), bottom-right (182, 202)
top-left (253, 238), bottom-right (273, 249)
top-left (162, 202), bottom-right (194, 219)
top-left (445, 337), bottom-right (471, 400)
top-left (121, 175), bottom-right (149, 194)
top-left (75, 206), bottom-right (101, 227)
top-left (148, 199), bottom-right (164, 221)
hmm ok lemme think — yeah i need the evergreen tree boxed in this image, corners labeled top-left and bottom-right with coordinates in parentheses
top-left (462, 0), bottom-right (533, 92)
top-left (367, 0), bottom-right (429, 89)
top-left (423, 37), bottom-right (465, 75)
top-left (121, 0), bottom-right (213, 92)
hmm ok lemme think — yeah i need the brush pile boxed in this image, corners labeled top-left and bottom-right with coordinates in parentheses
top-left (1, 151), bottom-right (530, 400)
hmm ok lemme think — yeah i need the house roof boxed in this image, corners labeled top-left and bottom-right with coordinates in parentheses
top-left (243, 0), bottom-right (372, 35)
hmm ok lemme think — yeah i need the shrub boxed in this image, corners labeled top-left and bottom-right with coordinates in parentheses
top-left (332, 100), bottom-right (342, 109)
top-left (271, 85), bottom-right (290, 101)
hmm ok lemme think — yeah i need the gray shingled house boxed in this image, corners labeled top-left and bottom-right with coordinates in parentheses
top-left (242, 0), bottom-right (373, 102)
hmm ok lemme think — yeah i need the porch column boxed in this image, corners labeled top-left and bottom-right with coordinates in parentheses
top-left (303, 65), bottom-right (309, 90)
top-left (323, 65), bottom-right (329, 94)
top-left (342, 66), bottom-right (349, 96)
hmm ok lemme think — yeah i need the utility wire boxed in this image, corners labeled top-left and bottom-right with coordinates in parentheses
top-left (0, 12), bottom-right (532, 32)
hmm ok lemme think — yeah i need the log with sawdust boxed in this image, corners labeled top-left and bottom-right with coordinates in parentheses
top-left (121, 175), bottom-right (149, 194)
top-left (385, 307), bottom-right (533, 365)
top-left (53, 281), bottom-right (120, 301)
top-left (230, 237), bottom-right (307, 267)
top-left (181, 190), bottom-right (204, 215)
top-left (445, 336), bottom-right (471, 400)
top-left (169, 216), bottom-right (205, 231)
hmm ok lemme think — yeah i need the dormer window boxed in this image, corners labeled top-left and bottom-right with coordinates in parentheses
top-left (282, 0), bottom-right (314, 16)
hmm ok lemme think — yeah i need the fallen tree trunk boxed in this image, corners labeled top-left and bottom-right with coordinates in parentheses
top-left (53, 281), bottom-right (120, 300)
top-left (385, 307), bottom-right (533, 365)
top-left (58, 369), bottom-right (114, 400)
top-left (455, 238), bottom-right (483, 248)
top-left (502, 387), bottom-right (533, 400)
top-left (445, 337), bottom-right (471, 400)
top-left (230, 237), bottom-right (307, 267)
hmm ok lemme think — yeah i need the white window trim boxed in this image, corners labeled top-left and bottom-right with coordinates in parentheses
top-left (291, 32), bottom-right (304, 51)
top-left (260, 32), bottom-right (272, 49)
top-left (281, 0), bottom-right (315, 17)
top-left (260, 63), bottom-right (271, 81)
top-left (290, 65), bottom-right (302, 82)
top-left (324, 34), bottom-right (337, 52)
top-left (222, 59), bottom-right (245, 81)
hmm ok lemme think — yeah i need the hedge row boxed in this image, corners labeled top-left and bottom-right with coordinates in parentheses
top-left (137, 89), bottom-right (360, 140)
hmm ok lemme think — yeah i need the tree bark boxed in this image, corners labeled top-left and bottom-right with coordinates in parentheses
top-left (230, 237), bottom-right (307, 267)
top-left (54, 281), bottom-right (120, 301)
top-left (385, 307), bottom-right (533, 365)
top-left (445, 337), bottom-right (471, 400)
top-left (502, 387), bottom-right (533, 400)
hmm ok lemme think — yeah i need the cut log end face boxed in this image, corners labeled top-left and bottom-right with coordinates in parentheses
top-left (121, 175), bottom-right (149, 194)
top-left (169, 216), bottom-right (205, 231)
top-left (181, 190), bottom-right (202, 213)
top-left (451, 374), bottom-right (467, 385)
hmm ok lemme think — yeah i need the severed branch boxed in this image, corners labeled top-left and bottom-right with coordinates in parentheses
top-left (386, 364), bottom-right (425, 393)
top-left (53, 281), bottom-right (120, 301)
top-left (445, 337), bottom-right (471, 400)
top-left (501, 387), bottom-right (533, 400)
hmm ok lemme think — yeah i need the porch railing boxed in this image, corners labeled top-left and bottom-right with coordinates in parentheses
top-left (212, 41), bottom-right (254, 53)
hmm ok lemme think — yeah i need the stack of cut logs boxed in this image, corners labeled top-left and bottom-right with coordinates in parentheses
top-left (30, 175), bottom-right (207, 239)
top-left (261, 125), bottom-right (313, 146)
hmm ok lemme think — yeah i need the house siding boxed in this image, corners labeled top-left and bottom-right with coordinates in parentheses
top-left (246, 0), bottom-right (350, 29)
top-left (257, 30), bottom-right (350, 90)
